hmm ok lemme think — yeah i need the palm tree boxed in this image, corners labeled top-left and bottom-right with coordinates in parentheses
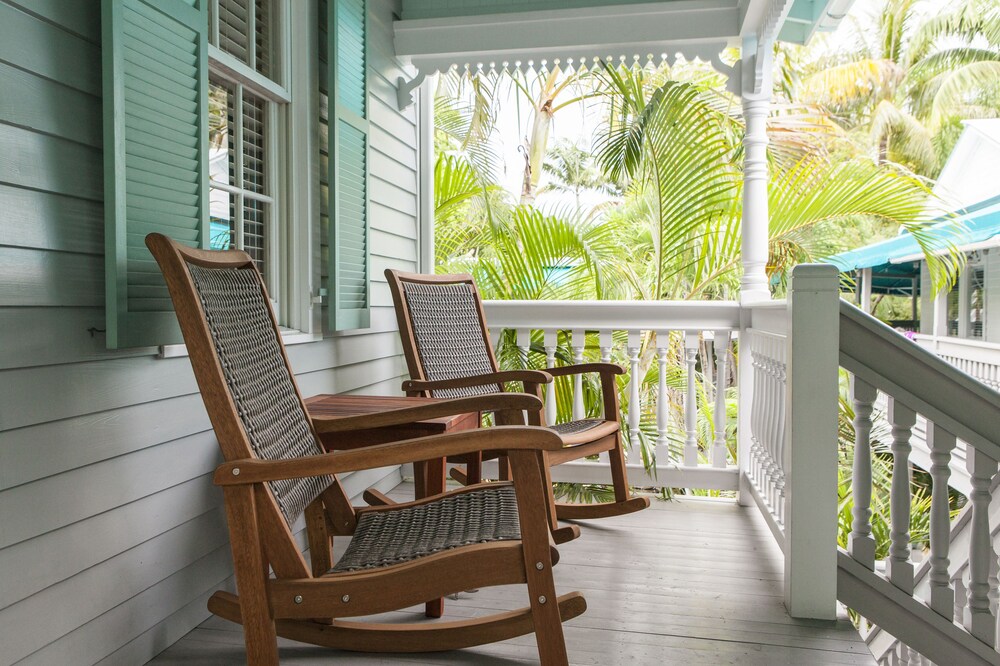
top-left (541, 139), bottom-right (620, 207)
top-left (593, 63), bottom-right (957, 300)
top-left (507, 67), bottom-right (598, 205)
top-left (797, 0), bottom-right (1000, 176)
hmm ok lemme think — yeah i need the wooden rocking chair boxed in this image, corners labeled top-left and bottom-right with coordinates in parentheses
top-left (146, 233), bottom-right (586, 665)
top-left (386, 270), bottom-right (650, 526)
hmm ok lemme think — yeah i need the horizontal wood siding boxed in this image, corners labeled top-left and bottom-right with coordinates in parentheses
top-left (0, 0), bottom-right (417, 663)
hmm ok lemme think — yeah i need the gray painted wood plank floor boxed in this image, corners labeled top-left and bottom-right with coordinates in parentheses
top-left (148, 483), bottom-right (875, 665)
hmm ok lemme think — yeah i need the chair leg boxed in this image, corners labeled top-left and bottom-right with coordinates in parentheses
top-left (553, 432), bottom-right (650, 521)
top-left (466, 453), bottom-right (482, 485)
top-left (223, 486), bottom-right (279, 665)
top-left (608, 431), bottom-right (630, 503)
top-left (509, 450), bottom-right (571, 666)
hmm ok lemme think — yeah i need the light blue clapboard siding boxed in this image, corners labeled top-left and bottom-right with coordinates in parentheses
top-left (0, 0), bottom-right (419, 664)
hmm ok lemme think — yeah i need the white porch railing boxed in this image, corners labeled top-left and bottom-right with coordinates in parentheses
top-left (839, 297), bottom-right (1000, 666)
top-left (481, 300), bottom-right (741, 492)
top-left (475, 265), bottom-right (1000, 664)
top-left (913, 333), bottom-right (1000, 391)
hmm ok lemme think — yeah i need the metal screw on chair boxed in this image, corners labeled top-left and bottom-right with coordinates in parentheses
top-left (538, 596), bottom-right (547, 604)
top-left (293, 595), bottom-right (303, 604)
top-left (232, 468), bottom-right (240, 476)
top-left (341, 594), bottom-right (350, 603)
top-left (535, 562), bottom-right (544, 570)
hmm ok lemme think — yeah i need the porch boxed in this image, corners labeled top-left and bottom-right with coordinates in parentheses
top-left (150, 483), bottom-right (874, 665)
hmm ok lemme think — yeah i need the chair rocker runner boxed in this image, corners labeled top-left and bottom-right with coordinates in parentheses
top-left (386, 270), bottom-right (650, 527)
top-left (146, 233), bottom-right (586, 665)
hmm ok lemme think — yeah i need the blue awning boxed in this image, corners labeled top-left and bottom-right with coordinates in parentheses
top-left (827, 194), bottom-right (1000, 272)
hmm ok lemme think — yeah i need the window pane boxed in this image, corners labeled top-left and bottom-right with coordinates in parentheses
top-left (217, 0), bottom-right (250, 64)
top-left (242, 91), bottom-right (267, 194)
top-left (209, 190), bottom-right (237, 250)
top-left (255, 0), bottom-right (274, 78)
top-left (213, 0), bottom-right (277, 81)
top-left (947, 280), bottom-right (960, 336)
top-left (970, 266), bottom-right (985, 339)
top-left (244, 197), bottom-right (266, 273)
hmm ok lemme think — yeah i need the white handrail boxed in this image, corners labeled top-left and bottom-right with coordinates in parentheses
top-left (482, 299), bottom-right (741, 331)
top-left (840, 301), bottom-right (1000, 462)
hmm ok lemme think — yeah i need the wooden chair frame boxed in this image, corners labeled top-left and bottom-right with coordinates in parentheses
top-left (146, 233), bottom-right (585, 665)
top-left (386, 270), bottom-right (650, 527)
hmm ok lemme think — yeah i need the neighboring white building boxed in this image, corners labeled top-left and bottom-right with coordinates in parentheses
top-left (831, 120), bottom-right (1000, 387)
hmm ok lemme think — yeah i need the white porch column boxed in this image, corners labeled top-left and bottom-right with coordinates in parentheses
top-left (740, 39), bottom-right (773, 303)
top-left (417, 75), bottom-right (436, 274)
top-left (860, 267), bottom-right (873, 314)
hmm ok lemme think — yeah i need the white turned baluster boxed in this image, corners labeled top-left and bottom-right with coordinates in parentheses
top-left (571, 329), bottom-right (586, 421)
top-left (749, 332), bottom-right (766, 487)
top-left (514, 328), bottom-right (533, 425)
top-left (955, 570), bottom-right (969, 626)
top-left (886, 397), bottom-right (916, 594)
top-left (762, 336), bottom-right (779, 506)
top-left (655, 332), bottom-right (670, 461)
top-left (927, 421), bottom-right (956, 618)
top-left (965, 448), bottom-right (998, 645)
top-left (599, 330), bottom-right (613, 363)
top-left (515, 328), bottom-right (530, 367)
top-left (683, 331), bottom-right (699, 466)
top-left (988, 555), bottom-right (999, 618)
top-left (849, 375), bottom-right (878, 570)
top-left (598, 329), bottom-right (614, 463)
top-left (543, 329), bottom-right (558, 427)
top-left (627, 330), bottom-right (642, 450)
top-left (772, 337), bottom-right (787, 523)
top-left (712, 330), bottom-right (730, 468)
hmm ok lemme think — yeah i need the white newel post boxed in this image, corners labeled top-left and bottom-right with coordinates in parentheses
top-left (783, 264), bottom-right (840, 619)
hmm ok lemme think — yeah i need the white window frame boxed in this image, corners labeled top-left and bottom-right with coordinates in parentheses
top-left (205, 0), bottom-right (315, 333)
top-left (160, 0), bottom-right (317, 357)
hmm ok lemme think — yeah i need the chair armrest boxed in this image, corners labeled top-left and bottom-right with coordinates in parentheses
top-left (310, 393), bottom-right (541, 434)
top-left (213, 426), bottom-right (562, 485)
top-left (545, 363), bottom-right (624, 422)
top-left (402, 369), bottom-right (553, 394)
top-left (544, 363), bottom-right (625, 378)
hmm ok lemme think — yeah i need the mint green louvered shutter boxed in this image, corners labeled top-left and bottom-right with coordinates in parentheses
top-left (102, 0), bottom-right (209, 348)
top-left (327, 0), bottom-right (371, 331)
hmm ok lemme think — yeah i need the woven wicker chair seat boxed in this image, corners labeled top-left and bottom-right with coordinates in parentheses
top-left (550, 419), bottom-right (607, 437)
top-left (331, 485), bottom-right (521, 573)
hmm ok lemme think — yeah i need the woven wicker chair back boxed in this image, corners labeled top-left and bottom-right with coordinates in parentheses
top-left (400, 280), bottom-right (500, 398)
top-left (188, 263), bottom-right (330, 523)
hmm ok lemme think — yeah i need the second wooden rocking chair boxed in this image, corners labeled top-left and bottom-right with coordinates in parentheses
top-left (386, 269), bottom-right (650, 526)
top-left (146, 233), bottom-right (585, 665)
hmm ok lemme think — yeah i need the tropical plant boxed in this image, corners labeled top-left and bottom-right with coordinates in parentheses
top-left (796, 0), bottom-right (1000, 176)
